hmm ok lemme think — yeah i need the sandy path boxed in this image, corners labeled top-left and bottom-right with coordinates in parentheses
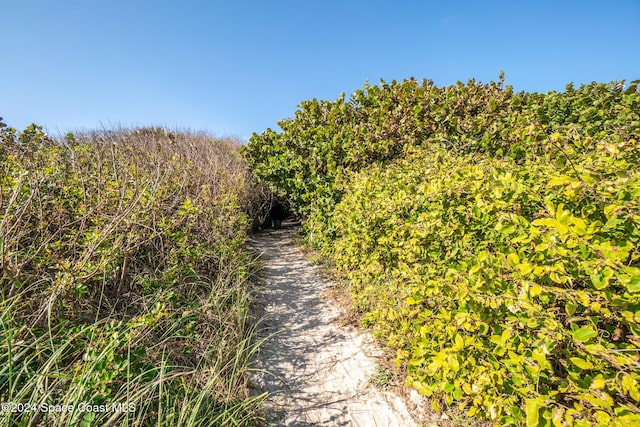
top-left (248, 225), bottom-right (419, 427)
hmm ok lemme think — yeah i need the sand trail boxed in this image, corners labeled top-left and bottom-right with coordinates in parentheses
top-left (248, 225), bottom-right (420, 427)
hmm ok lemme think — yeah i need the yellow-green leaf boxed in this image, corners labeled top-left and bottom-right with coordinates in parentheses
top-left (565, 302), bottom-right (577, 316)
top-left (526, 398), bottom-right (541, 427)
top-left (517, 262), bottom-right (533, 275)
top-left (571, 326), bottom-right (598, 343)
top-left (590, 375), bottom-right (606, 389)
top-left (604, 204), bottom-right (620, 219)
top-left (570, 357), bottom-right (594, 370)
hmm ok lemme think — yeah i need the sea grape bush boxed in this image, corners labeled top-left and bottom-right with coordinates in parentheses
top-left (245, 77), bottom-right (639, 251)
top-left (1, 122), bottom-right (265, 426)
top-left (333, 146), bottom-right (640, 426)
top-left (244, 79), bottom-right (640, 425)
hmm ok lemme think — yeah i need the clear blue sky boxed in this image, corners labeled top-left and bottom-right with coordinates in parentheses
top-left (2, 0), bottom-right (638, 141)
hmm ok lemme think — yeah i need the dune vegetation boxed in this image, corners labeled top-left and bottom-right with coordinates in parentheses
top-left (245, 76), bottom-right (640, 426)
top-left (0, 120), bottom-right (268, 426)
top-left (2, 75), bottom-right (638, 427)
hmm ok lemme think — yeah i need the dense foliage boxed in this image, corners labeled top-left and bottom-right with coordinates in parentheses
top-left (244, 78), bottom-right (640, 425)
top-left (1, 121), bottom-right (266, 426)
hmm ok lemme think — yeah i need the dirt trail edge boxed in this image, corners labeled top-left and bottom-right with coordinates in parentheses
top-left (248, 225), bottom-right (423, 427)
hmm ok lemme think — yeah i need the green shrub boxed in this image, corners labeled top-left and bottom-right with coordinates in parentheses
top-left (1, 123), bottom-right (265, 426)
top-left (331, 144), bottom-right (639, 425)
top-left (245, 78), bottom-right (639, 249)
top-left (244, 78), bottom-right (640, 425)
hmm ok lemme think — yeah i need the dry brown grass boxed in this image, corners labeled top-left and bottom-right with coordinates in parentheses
top-left (0, 123), bottom-right (268, 426)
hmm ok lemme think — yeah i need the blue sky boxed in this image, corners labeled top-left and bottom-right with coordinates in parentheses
top-left (1, 1), bottom-right (638, 141)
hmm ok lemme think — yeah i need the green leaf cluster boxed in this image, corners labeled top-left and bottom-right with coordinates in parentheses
top-left (244, 78), bottom-right (639, 251)
top-left (332, 146), bottom-right (640, 425)
top-left (244, 78), bottom-right (640, 425)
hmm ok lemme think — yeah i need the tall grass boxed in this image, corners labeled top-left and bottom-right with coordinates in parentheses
top-left (0, 122), bottom-right (266, 426)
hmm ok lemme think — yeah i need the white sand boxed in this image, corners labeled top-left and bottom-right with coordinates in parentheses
top-left (248, 225), bottom-right (422, 426)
